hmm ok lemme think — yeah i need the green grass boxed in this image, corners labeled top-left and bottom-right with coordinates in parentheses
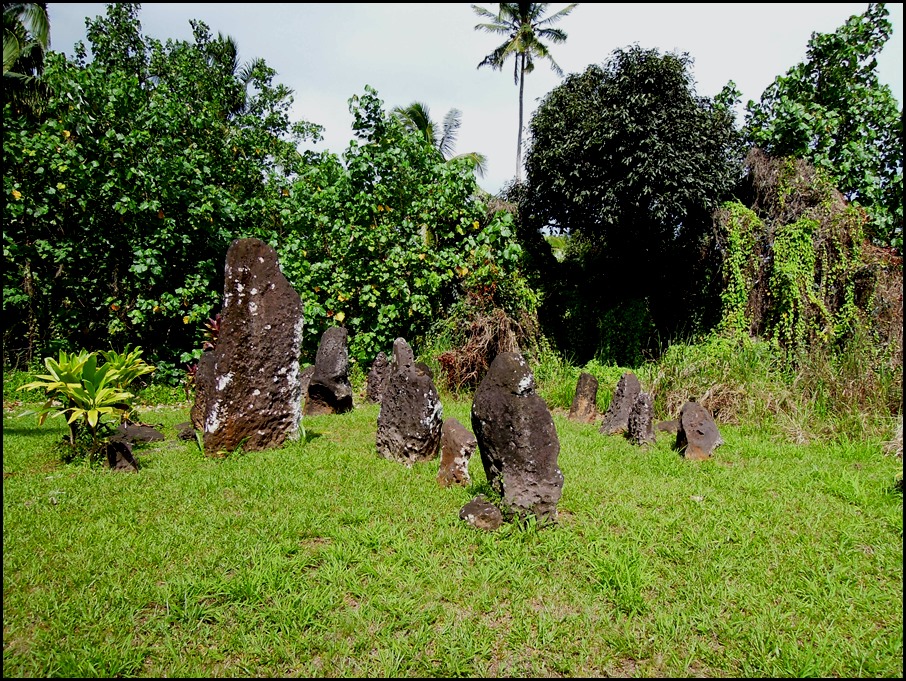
top-left (3, 388), bottom-right (902, 677)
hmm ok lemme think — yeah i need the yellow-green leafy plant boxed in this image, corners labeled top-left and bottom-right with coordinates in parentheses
top-left (18, 347), bottom-right (155, 456)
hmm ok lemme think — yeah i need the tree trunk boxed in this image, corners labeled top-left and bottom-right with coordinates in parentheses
top-left (517, 52), bottom-right (525, 183)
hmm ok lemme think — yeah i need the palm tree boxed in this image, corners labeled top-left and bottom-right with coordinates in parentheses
top-left (205, 32), bottom-right (266, 120)
top-left (3, 2), bottom-right (50, 113)
top-left (392, 101), bottom-right (489, 178)
top-left (472, 2), bottom-right (578, 182)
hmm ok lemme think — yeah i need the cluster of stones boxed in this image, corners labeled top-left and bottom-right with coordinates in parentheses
top-left (568, 369), bottom-right (723, 459)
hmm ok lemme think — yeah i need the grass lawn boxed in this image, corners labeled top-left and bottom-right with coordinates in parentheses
top-left (3, 395), bottom-right (903, 677)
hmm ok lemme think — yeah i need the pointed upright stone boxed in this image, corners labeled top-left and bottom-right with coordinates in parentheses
top-left (599, 372), bottom-right (641, 435)
top-left (568, 371), bottom-right (599, 423)
top-left (627, 391), bottom-right (656, 446)
top-left (193, 237), bottom-right (304, 454)
top-left (365, 351), bottom-right (390, 404)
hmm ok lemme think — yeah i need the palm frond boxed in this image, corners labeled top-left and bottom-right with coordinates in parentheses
top-left (438, 108), bottom-right (462, 159)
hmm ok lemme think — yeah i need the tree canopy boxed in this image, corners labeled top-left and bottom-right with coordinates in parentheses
top-left (744, 2), bottom-right (903, 252)
top-left (472, 2), bottom-right (578, 182)
top-left (520, 46), bottom-right (744, 362)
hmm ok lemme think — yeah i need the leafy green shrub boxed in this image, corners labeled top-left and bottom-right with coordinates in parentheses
top-left (17, 347), bottom-right (156, 457)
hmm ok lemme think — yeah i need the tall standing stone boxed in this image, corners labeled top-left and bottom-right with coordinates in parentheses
top-left (568, 371), bottom-right (599, 423)
top-left (375, 338), bottom-right (444, 465)
top-left (471, 352), bottom-right (563, 523)
top-left (599, 372), bottom-right (641, 435)
top-left (193, 237), bottom-right (304, 454)
top-left (304, 326), bottom-right (353, 415)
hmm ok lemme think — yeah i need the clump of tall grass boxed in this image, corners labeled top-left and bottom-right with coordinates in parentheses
top-left (645, 329), bottom-right (901, 443)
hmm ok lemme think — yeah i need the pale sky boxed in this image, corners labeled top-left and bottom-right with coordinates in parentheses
top-left (47, 3), bottom-right (904, 196)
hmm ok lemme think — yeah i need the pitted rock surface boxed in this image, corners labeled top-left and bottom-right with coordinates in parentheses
top-left (459, 495), bottom-right (504, 531)
top-left (193, 237), bottom-right (304, 454)
top-left (627, 391), bottom-right (656, 446)
top-left (599, 372), bottom-right (641, 435)
top-left (568, 371), bottom-right (599, 423)
top-left (305, 326), bottom-right (353, 416)
top-left (471, 352), bottom-right (563, 523)
top-left (676, 400), bottom-right (723, 460)
top-left (437, 418), bottom-right (477, 487)
top-left (299, 365), bottom-right (314, 410)
top-left (376, 338), bottom-right (443, 465)
top-left (365, 351), bottom-right (389, 404)
top-left (106, 439), bottom-right (139, 472)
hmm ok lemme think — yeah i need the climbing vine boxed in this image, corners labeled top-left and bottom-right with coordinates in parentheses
top-left (716, 149), bottom-right (878, 358)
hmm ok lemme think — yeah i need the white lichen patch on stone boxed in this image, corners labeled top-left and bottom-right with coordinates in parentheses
top-left (206, 398), bottom-right (223, 433)
top-left (216, 372), bottom-right (233, 391)
top-left (517, 373), bottom-right (533, 395)
top-left (252, 389), bottom-right (261, 396)
top-left (249, 301), bottom-right (258, 315)
top-left (250, 287), bottom-right (258, 295)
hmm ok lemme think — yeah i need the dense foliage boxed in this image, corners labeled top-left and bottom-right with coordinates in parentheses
top-left (744, 2), bottom-right (903, 252)
top-left (280, 85), bottom-right (534, 367)
top-left (519, 46), bottom-right (745, 363)
top-left (3, 4), bottom-right (320, 382)
top-left (3, 4), bottom-right (534, 381)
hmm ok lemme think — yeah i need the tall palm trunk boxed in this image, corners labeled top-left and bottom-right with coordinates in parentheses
top-left (517, 51), bottom-right (526, 183)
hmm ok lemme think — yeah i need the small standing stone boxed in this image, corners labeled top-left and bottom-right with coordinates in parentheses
top-left (627, 391), bottom-right (656, 446)
top-left (568, 372), bottom-right (599, 423)
top-left (437, 418), bottom-right (477, 487)
top-left (676, 400), bottom-right (723, 460)
top-left (599, 372), bottom-right (641, 435)
top-left (375, 338), bottom-right (444, 465)
top-left (305, 326), bottom-right (353, 416)
top-left (471, 352), bottom-right (563, 523)
top-left (365, 351), bottom-right (390, 404)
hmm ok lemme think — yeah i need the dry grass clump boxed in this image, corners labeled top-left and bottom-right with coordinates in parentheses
top-left (436, 306), bottom-right (524, 393)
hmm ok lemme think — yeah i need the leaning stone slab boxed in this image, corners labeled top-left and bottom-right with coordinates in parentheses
top-left (599, 371), bottom-right (641, 435)
top-left (305, 326), bottom-right (353, 416)
top-left (471, 352), bottom-right (563, 523)
top-left (627, 391), bottom-right (656, 446)
top-left (459, 495), bottom-right (504, 531)
top-left (568, 371), bottom-right (599, 423)
top-left (375, 338), bottom-right (443, 465)
top-left (675, 400), bottom-right (723, 460)
top-left (193, 237), bottom-right (304, 454)
top-left (437, 418), bottom-right (477, 487)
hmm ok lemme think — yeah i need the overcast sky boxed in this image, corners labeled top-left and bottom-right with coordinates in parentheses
top-left (47, 3), bottom-right (904, 196)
